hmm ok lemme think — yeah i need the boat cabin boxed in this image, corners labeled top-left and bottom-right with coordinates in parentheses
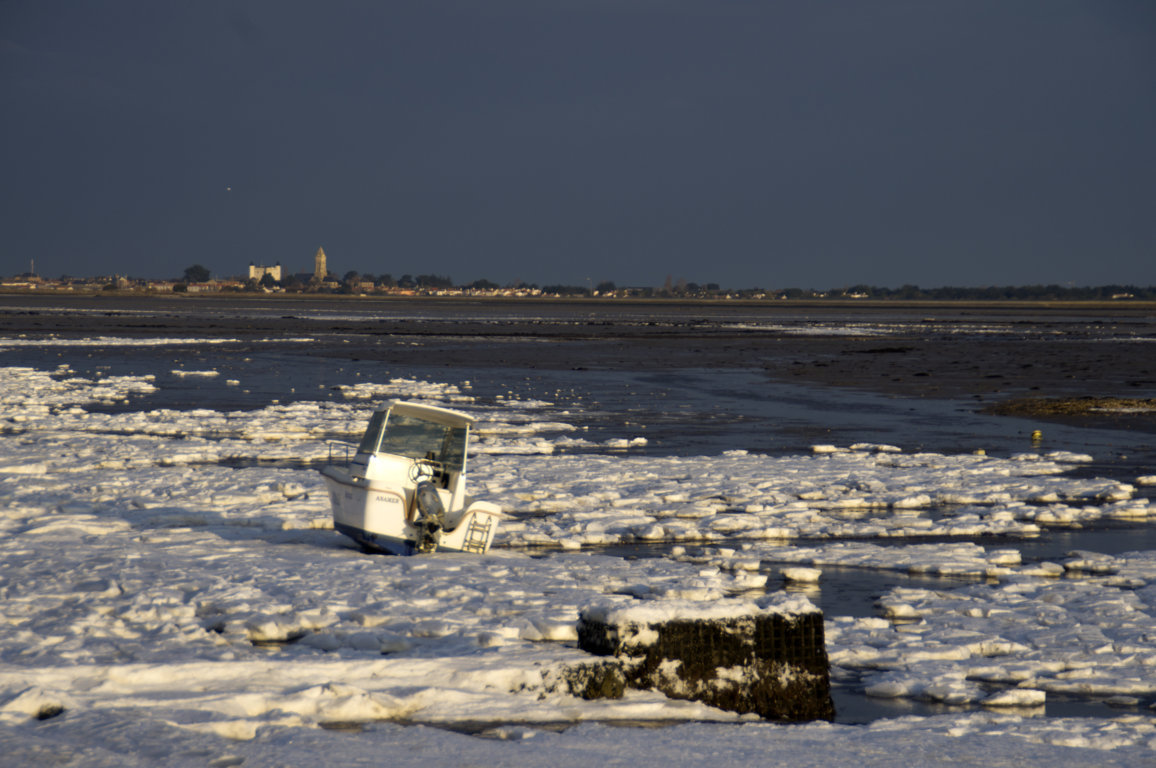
top-left (350, 400), bottom-right (475, 514)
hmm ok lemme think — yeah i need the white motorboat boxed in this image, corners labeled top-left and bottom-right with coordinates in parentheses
top-left (321, 400), bottom-right (501, 555)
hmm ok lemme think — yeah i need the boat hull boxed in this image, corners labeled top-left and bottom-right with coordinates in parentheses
top-left (322, 465), bottom-right (499, 555)
top-left (333, 521), bottom-right (419, 556)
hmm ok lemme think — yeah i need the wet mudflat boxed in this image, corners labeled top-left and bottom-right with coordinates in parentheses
top-left (5, 294), bottom-right (1156, 458)
top-left (4, 294), bottom-right (1155, 405)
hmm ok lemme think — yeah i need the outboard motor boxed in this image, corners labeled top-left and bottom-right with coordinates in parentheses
top-left (414, 480), bottom-right (446, 553)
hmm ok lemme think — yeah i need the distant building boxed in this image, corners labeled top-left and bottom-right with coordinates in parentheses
top-left (248, 262), bottom-right (282, 282)
top-left (313, 247), bottom-right (327, 281)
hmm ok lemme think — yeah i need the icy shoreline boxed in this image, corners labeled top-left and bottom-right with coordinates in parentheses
top-left (2, 361), bottom-right (1156, 764)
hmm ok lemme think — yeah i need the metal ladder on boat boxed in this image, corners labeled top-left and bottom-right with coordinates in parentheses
top-left (461, 514), bottom-right (493, 553)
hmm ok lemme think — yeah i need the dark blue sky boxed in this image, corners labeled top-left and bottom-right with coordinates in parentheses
top-left (3, 1), bottom-right (1154, 289)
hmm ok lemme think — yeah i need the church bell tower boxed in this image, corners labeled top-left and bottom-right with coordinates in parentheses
top-left (313, 247), bottom-right (327, 281)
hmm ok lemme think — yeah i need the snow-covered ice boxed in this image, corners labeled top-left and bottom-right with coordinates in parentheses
top-left (2, 358), bottom-right (1155, 765)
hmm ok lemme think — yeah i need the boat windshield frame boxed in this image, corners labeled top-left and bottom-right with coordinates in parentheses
top-left (358, 409), bottom-right (469, 471)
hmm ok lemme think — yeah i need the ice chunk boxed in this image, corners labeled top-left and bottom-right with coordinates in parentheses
top-left (981, 688), bottom-right (1046, 708)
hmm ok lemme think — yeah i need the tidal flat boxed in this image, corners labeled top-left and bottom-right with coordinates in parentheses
top-left (1, 295), bottom-right (1155, 766)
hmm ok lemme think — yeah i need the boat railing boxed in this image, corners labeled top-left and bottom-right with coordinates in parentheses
top-left (326, 440), bottom-right (358, 465)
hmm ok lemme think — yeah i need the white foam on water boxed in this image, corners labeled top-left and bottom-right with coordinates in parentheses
top-left (2, 361), bottom-right (1155, 765)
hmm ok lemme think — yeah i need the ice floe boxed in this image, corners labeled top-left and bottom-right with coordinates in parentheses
top-left (2, 360), bottom-right (1156, 763)
top-left (479, 450), bottom-right (1141, 547)
top-left (826, 560), bottom-right (1156, 707)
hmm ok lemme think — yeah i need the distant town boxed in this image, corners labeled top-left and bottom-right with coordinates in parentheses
top-left (3, 247), bottom-right (1155, 301)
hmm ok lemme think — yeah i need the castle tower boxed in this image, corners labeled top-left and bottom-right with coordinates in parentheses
top-left (313, 247), bottom-right (327, 281)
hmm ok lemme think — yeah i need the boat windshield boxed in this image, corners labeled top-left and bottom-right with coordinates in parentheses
top-left (368, 412), bottom-right (468, 469)
top-left (357, 410), bottom-right (388, 455)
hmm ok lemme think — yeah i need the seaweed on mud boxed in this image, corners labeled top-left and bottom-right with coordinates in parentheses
top-left (986, 396), bottom-right (1156, 417)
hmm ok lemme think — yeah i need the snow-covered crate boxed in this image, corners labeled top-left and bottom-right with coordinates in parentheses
top-left (576, 596), bottom-right (834, 722)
